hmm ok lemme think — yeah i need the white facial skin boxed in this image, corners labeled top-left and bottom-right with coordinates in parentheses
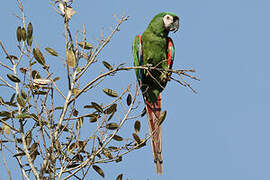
top-left (163, 15), bottom-right (174, 30)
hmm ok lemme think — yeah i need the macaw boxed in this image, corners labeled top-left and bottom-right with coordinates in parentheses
top-left (132, 12), bottom-right (179, 174)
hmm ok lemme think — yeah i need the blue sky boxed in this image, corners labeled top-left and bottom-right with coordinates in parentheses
top-left (1, 0), bottom-right (270, 179)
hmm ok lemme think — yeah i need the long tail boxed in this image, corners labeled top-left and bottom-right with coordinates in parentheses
top-left (145, 94), bottom-right (163, 174)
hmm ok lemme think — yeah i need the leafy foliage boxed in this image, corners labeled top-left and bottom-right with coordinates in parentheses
top-left (0, 1), bottom-right (143, 179)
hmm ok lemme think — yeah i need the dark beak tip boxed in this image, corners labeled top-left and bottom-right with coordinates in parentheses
top-left (173, 24), bottom-right (179, 33)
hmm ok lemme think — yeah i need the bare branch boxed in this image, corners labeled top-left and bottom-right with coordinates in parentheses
top-left (0, 119), bottom-right (20, 133)
top-left (75, 15), bottom-right (129, 81)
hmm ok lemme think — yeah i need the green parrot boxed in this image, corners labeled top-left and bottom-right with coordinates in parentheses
top-left (132, 12), bottom-right (179, 174)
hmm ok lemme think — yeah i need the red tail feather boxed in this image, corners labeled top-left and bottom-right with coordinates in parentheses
top-left (145, 94), bottom-right (163, 174)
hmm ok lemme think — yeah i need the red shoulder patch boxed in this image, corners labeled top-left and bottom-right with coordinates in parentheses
top-left (167, 37), bottom-right (173, 69)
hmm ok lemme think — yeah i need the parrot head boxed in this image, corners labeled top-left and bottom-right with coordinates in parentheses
top-left (162, 13), bottom-right (179, 33)
top-left (147, 12), bottom-right (179, 36)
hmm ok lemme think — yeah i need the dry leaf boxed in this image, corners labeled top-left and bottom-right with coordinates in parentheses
top-left (66, 7), bottom-right (76, 19)
top-left (66, 49), bottom-right (76, 68)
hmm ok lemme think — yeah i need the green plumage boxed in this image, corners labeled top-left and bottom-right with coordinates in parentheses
top-left (132, 12), bottom-right (179, 174)
top-left (133, 12), bottom-right (178, 104)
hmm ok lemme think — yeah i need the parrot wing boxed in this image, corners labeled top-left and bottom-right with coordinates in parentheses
top-left (167, 37), bottom-right (175, 78)
top-left (132, 35), bottom-right (143, 86)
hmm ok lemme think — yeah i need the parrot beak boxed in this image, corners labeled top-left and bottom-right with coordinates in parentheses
top-left (172, 16), bottom-right (179, 33)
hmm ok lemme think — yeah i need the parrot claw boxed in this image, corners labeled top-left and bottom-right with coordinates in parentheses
top-left (146, 63), bottom-right (153, 67)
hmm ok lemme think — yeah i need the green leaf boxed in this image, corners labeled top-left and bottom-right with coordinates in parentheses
top-left (107, 110), bottom-right (115, 121)
top-left (17, 95), bottom-right (25, 107)
top-left (19, 67), bottom-right (27, 74)
top-left (25, 130), bottom-right (32, 146)
top-left (71, 154), bottom-right (83, 162)
top-left (134, 120), bottom-right (141, 134)
top-left (116, 63), bottom-right (126, 69)
top-left (92, 165), bottom-right (105, 178)
top-left (72, 109), bottom-right (79, 117)
top-left (108, 146), bottom-right (118, 150)
top-left (89, 116), bottom-right (98, 123)
top-left (112, 134), bottom-right (123, 141)
top-left (58, 124), bottom-right (68, 132)
top-left (15, 113), bottom-right (33, 119)
top-left (27, 36), bottom-right (33, 46)
top-left (132, 133), bottom-right (141, 144)
top-left (89, 113), bottom-right (100, 123)
top-left (97, 136), bottom-right (103, 146)
top-left (0, 140), bottom-right (9, 143)
top-left (0, 97), bottom-right (4, 104)
top-left (106, 123), bottom-right (118, 130)
top-left (66, 163), bottom-right (80, 168)
top-left (0, 111), bottom-right (11, 117)
top-left (68, 143), bottom-right (76, 153)
top-left (116, 174), bottom-right (123, 180)
top-left (45, 47), bottom-right (58, 56)
top-left (53, 77), bottom-right (60, 81)
top-left (10, 93), bottom-right (16, 103)
top-left (7, 74), bottom-right (20, 83)
top-left (103, 88), bottom-right (118, 97)
top-left (30, 113), bottom-right (38, 121)
top-left (137, 139), bottom-right (146, 149)
top-left (78, 41), bottom-right (93, 50)
top-left (91, 102), bottom-right (103, 113)
top-left (76, 117), bottom-right (83, 130)
top-left (6, 55), bottom-right (18, 60)
top-left (115, 156), bottom-right (122, 163)
top-left (73, 88), bottom-right (80, 96)
top-left (21, 27), bottom-right (26, 41)
top-left (103, 149), bottom-right (113, 159)
top-left (27, 22), bottom-right (33, 39)
top-left (66, 49), bottom-right (76, 68)
top-left (33, 48), bottom-right (45, 66)
top-left (13, 152), bottom-right (26, 157)
top-left (158, 110), bottom-right (167, 126)
top-left (21, 89), bottom-right (27, 99)
top-left (126, 94), bottom-right (132, 106)
top-left (33, 90), bottom-right (48, 95)
top-left (27, 23), bottom-right (33, 46)
top-left (55, 106), bottom-right (64, 110)
top-left (83, 105), bottom-right (95, 109)
top-left (102, 61), bottom-right (113, 71)
top-left (141, 107), bottom-right (146, 117)
top-left (30, 61), bottom-right (37, 66)
top-left (31, 70), bottom-right (41, 79)
top-left (16, 26), bottom-right (22, 42)
top-left (104, 104), bottom-right (117, 114)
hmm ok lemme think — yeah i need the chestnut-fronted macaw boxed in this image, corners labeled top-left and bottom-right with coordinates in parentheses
top-left (133, 12), bottom-right (179, 174)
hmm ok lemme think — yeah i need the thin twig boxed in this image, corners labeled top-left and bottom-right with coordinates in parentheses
top-left (0, 77), bottom-right (16, 90)
top-left (75, 15), bottom-right (129, 81)
top-left (1, 150), bottom-right (12, 180)
top-left (0, 61), bottom-right (13, 71)
top-left (0, 41), bottom-right (10, 57)
top-left (0, 119), bottom-right (20, 133)
top-left (45, 69), bottom-right (66, 99)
